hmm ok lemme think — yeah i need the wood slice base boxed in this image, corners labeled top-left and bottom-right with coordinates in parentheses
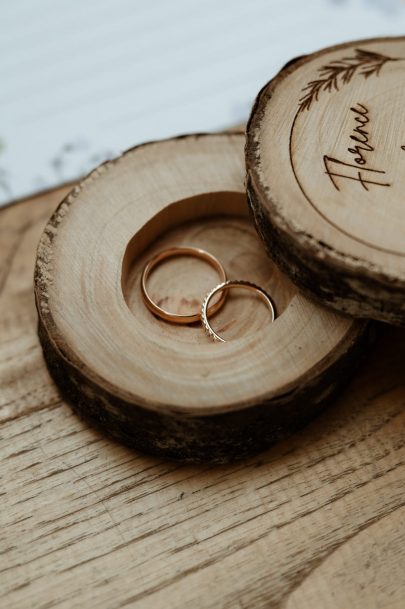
top-left (246, 37), bottom-right (405, 325)
top-left (35, 133), bottom-right (368, 463)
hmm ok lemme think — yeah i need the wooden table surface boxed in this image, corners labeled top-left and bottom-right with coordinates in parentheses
top-left (1, 184), bottom-right (405, 609)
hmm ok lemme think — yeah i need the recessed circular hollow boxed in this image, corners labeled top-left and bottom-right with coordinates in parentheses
top-left (141, 246), bottom-right (227, 324)
top-left (202, 280), bottom-right (276, 342)
top-left (121, 190), bottom-right (296, 346)
top-left (35, 133), bottom-right (367, 463)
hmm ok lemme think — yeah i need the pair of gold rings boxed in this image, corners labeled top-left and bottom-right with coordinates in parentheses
top-left (141, 247), bottom-right (276, 342)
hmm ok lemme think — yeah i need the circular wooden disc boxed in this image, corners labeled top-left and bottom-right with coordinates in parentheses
top-left (246, 36), bottom-right (405, 325)
top-left (35, 133), bottom-right (367, 463)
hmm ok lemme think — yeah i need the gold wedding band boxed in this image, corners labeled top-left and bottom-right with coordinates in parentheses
top-left (201, 280), bottom-right (276, 342)
top-left (141, 247), bottom-right (227, 324)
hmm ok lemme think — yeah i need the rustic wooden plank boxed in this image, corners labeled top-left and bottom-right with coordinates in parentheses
top-left (1, 185), bottom-right (405, 609)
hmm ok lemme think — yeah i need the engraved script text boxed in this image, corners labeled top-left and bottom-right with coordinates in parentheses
top-left (323, 103), bottom-right (390, 191)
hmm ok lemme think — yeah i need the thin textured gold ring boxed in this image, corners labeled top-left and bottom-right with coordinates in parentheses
top-left (141, 247), bottom-right (227, 324)
top-left (201, 280), bottom-right (276, 342)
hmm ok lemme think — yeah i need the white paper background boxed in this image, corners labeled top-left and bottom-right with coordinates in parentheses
top-left (1, 0), bottom-right (405, 206)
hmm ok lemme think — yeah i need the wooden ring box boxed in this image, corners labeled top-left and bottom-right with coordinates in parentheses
top-left (246, 36), bottom-right (405, 325)
top-left (35, 127), bottom-right (370, 463)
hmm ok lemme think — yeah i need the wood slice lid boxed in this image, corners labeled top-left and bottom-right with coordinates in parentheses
top-left (246, 36), bottom-right (405, 325)
top-left (34, 133), bottom-right (367, 463)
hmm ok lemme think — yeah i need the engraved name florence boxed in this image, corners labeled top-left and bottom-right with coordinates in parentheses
top-left (288, 44), bottom-right (405, 255)
top-left (323, 103), bottom-right (390, 191)
top-left (295, 48), bottom-right (398, 194)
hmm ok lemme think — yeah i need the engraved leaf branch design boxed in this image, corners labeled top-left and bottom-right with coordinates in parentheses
top-left (298, 48), bottom-right (399, 112)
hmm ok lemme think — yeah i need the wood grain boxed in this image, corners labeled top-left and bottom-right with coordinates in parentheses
top-left (246, 36), bottom-right (405, 325)
top-left (1, 183), bottom-right (405, 607)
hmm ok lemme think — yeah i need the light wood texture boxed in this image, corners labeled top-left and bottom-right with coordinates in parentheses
top-left (34, 133), bottom-right (365, 462)
top-left (1, 184), bottom-right (405, 608)
top-left (246, 36), bottom-right (405, 324)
